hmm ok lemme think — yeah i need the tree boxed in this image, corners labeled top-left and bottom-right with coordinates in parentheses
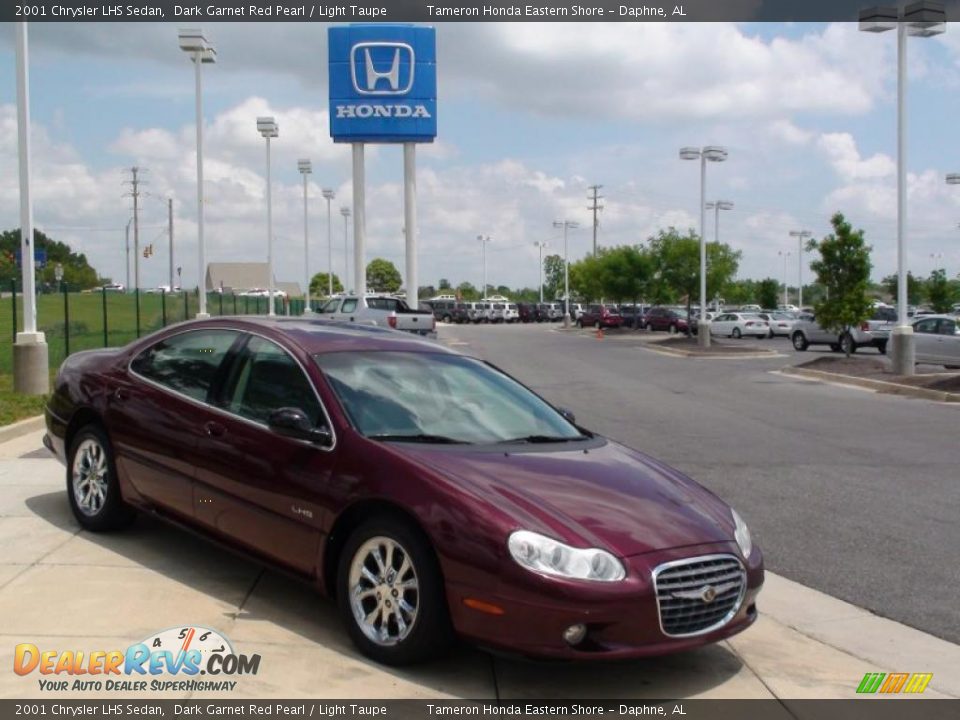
top-left (309, 272), bottom-right (343, 297)
top-left (881, 271), bottom-right (924, 306)
top-left (366, 258), bottom-right (402, 293)
top-left (418, 285), bottom-right (436, 299)
top-left (568, 252), bottom-right (604, 301)
top-left (456, 281), bottom-right (479, 301)
top-left (926, 269), bottom-right (956, 313)
top-left (724, 279), bottom-right (758, 306)
top-left (543, 254), bottom-right (565, 300)
top-left (438, 278), bottom-right (451, 290)
top-left (1, 228), bottom-right (104, 290)
top-left (808, 213), bottom-right (873, 357)
top-left (757, 278), bottom-right (780, 310)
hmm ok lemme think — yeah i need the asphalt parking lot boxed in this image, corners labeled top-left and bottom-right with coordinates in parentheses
top-left (1, 324), bottom-right (958, 700)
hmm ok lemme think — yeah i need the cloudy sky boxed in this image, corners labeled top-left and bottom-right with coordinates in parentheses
top-left (2, 21), bottom-right (960, 293)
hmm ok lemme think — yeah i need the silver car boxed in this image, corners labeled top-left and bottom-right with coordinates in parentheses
top-left (790, 314), bottom-right (875, 355)
top-left (911, 315), bottom-right (960, 368)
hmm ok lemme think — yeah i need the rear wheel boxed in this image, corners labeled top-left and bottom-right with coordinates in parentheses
top-left (66, 425), bottom-right (135, 532)
top-left (839, 333), bottom-right (857, 355)
top-left (732, 328), bottom-right (742, 339)
top-left (441, 315), bottom-right (452, 324)
top-left (877, 342), bottom-right (887, 355)
top-left (337, 516), bottom-right (452, 665)
top-left (792, 332), bottom-right (809, 351)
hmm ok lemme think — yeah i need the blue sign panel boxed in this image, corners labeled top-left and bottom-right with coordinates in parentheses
top-left (329, 24), bottom-right (437, 143)
top-left (15, 248), bottom-right (47, 269)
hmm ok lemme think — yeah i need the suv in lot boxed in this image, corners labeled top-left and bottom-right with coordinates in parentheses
top-left (790, 314), bottom-right (875, 354)
top-left (503, 303), bottom-right (520, 323)
top-left (619, 304), bottom-right (645, 328)
top-left (643, 306), bottom-right (692, 334)
top-left (577, 304), bottom-right (624, 329)
top-left (429, 300), bottom-right (458, 324)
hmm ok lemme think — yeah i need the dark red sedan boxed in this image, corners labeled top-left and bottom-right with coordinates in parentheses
top-left (44, 317), bottom-right (762, 665)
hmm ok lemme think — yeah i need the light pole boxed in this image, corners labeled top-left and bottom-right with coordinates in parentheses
top-left (860, 2), bottom-right (946, 375)
top-left (680, 145), bottom-right (728, 347)
top-left (256, 117), bottom-right (279, 316)
top-left (124, 217), bottom-right (133, 290)
top-left (947, 175), bottom-right (960, 266)
top-left (477, 235), bottom-right (492, 300)
top-left (178, 28), bottom-right (215, 318)
top-left (534, 240), bottom-right (549, 303)
top-left (779, 250), bottom-right (792, 307)
top-left (340, 206), bottom-right (351, 293)
top-left (323, 189), bottom-right (335, 297)
top-left (553, 220), bottom-right (578, 328)
top-left (789, 230), bottom-right (812, 308)
top-left (929, 252), bottom-right (943, 271)
top-left (298, 159), bottom-right (312, 312)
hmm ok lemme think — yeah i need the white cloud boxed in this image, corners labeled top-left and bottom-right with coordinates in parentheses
top-left (818, 132), bottom-right (896, 182)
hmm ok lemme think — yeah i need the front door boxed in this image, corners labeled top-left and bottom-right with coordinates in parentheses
top-left (192, 334), bottom-right (338, 576)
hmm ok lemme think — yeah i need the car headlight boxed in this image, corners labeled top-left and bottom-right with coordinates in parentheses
top-left (731, 508), bottom-right (753, 559)
top-left (507, 530), bottom-right (626, 582)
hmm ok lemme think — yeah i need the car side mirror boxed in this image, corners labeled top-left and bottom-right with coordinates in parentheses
top-left (557, 407), bottom-right (576, 424)
top-left (268, 407), bottom-right (333, 447)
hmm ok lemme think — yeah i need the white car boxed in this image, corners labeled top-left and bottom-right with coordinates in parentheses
top-left (778, 304), bottom-right (800, 312)
top-left (239, 288), bottom-right (287, 298)
top-left (710, 312), bottom-right (769, 339)
top-left (503, 303), bottom-right (519, 323)
top-left (758, 311), bottom-right (798, 337)
top-left (740, 304), bottom-right (761, 312)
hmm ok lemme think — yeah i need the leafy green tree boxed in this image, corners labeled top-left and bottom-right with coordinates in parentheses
top-left (366, 258), bottom-right (402, 293)
top-left (1, 228), bottom-right (104, 290)
top-left (309, 272), bottom-right (343, 297)
top-left (758, 278), bottom-right (780, 310)
top-left (456, 281), bottom-right (479, 301)
top-left (881, 272), bottom-right (924, 306)
top-left (724, 279), bottom-right (757, 306)
top-left (418, 285), bottom-right (437, 299)
top-left (438, 278), bottom-right (451, 290)
top-left (543, 254), bottom-right (565, 300)
top-left (808, 213), bottom-right (873, 357)
top-left (926, 269), bottom-right (956, 313)
top-left (569, 252), bottom-right (604, 301)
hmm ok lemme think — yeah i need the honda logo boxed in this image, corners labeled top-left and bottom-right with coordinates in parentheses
top-left (350, 42), bottom-right (415, 96)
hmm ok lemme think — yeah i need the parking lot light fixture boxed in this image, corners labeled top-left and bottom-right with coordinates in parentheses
top-left (534, 241), bottom-right (549, 303)
top-left (778, 250), bottom-right (792, 307)
top-left (298, 160), bottom-right (312, 311)
top-left (860, 1), bottom-right (946, 375)
top-left (681, 146), bottom-right (728, 347)
top-left (947, 173), bottom-right (960, 185)
top-left (478, 235), bottom-right (492, 300)
top-left (257, 117), bottom-right (279, 316)
top-left (553, 221), bottom-right (578, 328)
top-left (340, 206), bottom-right (351, 292)
top-left (322, 188), bottom-right (335, 298)
top-left (789, 230), bottom-right (812, 308)
top-left (178, 28), bottom-right (215, 318)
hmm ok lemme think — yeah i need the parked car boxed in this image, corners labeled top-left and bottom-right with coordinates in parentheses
top-left (540, 302), bottom-right (563, 321)
top-left (642, 307), bottom-right (691, 334)
top-left (97, 283), bottom-right (125, 293)
top-left (488, 303), bottom-right (506, 323)
top-left (317, 295), bottom-right (435, 336)
top-left (740, 304), bottom-right (761, 312)
top-left (618, 304), bottom-right (646, 329)
top-left (428, 300), bottom-right (458, 324)
top-left (577, 304), bottom-right (624, 329)
top-left (757, 311), bottom-right (797, 338)
top-left (871, 315), bottom-right (960, 367)
top-left (566, 303), bottom-right (586, 321)
top-left (503, 303), bottom-right (520, 323)
top-left (450, 303), bottom-right (472, 324)
top-left (777, 304), bottom-right (799, 313)
top-left (790, 315), bottom-right (874, 354)
top-left (710, 313), bottom-right (769, 339)
top-left (44, 316), bottom-right (762, 665)
top-left (516, 302), bottom-right (537, 323)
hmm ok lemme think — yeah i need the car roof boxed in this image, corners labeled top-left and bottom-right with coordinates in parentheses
top-left (156, 316), bottom-right (456, 356)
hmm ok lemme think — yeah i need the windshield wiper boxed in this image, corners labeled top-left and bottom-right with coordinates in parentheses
top-left (500, 434), bottom-right (589, 444)
top-left (367, 433), bottom-right (471, 445)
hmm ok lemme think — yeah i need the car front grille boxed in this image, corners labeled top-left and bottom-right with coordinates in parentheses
top-left (653, 554), bottom-right (746, 637)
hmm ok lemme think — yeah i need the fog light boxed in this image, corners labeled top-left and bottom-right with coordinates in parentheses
top-left (562, 623), bottom-right (587, 646)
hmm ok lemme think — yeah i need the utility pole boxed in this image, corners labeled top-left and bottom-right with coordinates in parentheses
top-left (123, 167), bottom-right (145, 292)
top-left (534, 241), bottom-right (548, 303)
top-left (477, 235), bottom-right (491, 299)
top-left (168, 198), bottom-right (174, 291)
top-left (587, 185), bottom-right (603, 256)
top-left (124, 218), bottom-right (132, 290)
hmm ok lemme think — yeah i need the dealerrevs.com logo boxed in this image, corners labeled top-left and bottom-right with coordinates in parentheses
top-left (14, 626), bottom-right (261, 692)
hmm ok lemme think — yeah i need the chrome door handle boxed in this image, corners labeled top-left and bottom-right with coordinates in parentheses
top-left (204, 421), bottom-right (226, 438)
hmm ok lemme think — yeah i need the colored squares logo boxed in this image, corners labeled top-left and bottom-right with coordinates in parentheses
top-left (857, 672), bottom-right (933, 694)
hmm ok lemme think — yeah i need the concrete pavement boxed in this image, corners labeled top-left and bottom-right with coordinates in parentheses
top-left (1, 427), bottom-right (957, 700)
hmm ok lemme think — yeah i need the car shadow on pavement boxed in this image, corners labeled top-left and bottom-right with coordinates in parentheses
top-left (24, 489), bottom-right (745, 698)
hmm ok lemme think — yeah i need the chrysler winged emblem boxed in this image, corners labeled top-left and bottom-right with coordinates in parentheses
top-left (670, 580), bottom-right (739, 604)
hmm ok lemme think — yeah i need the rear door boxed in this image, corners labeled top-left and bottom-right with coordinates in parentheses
top-left (913, 318), bottom-right (940, 363)
top-left (192, 333), bottom-right (338, 575)
top-left (938, 319), bottom-right (960, 365)
top-left (112, 329), bottom-right (243, 520)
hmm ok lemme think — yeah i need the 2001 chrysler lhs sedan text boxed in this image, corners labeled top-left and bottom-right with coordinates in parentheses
top-left (44, 318), bottom-right (763, 665)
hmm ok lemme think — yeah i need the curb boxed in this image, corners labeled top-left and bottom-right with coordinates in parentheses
top-left (0, 415), bottom-right (45, 444)
top-left (643, 345), bottom-right (783, 360)
top-left (781, 366), bottom-right (960, 403)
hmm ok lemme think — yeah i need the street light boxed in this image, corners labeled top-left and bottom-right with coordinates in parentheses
top-left (178, 28), bottom-right (216, 318)
top-left (789, 230), bottom-right (812, 308)
top-left (340, 206), bottom-right (351, 293)
top-left (477, 235), bottom-right (492, 300)
top-left (553, 220), bottom-right (578, 328)
top-left (778, 250), bottom-right (792, 307)
top-left (860, 1), bottom-right (947, 375)
top-left (256, 117), bottom-right (278, 316)
top-left (534, 240), bottom-right (549, 303)
top-left (680, 145), bottom-right (728, 347)
top-left (323, 189), bottom-right (336, 297)
top-left (298, 159), bottom-right (312, 312)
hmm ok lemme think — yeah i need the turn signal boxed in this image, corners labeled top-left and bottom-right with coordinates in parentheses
top-left (462, 598), bottom-right (505, 616)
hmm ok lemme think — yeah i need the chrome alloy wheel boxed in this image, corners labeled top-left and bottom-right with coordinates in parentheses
top-left (72, 438), bottom-right (109, 517)
top-left (348, 536), bottom-right (420, 647)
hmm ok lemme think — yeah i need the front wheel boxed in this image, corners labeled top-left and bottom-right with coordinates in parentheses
top-left (839, 334), bottom-right (857, 356)
top-left (792, 332), bottom-right (809, 351)
top-left (337, 517), bottom-right (452, 665)
top-left (877, 342), bottom-right (887, 355)
top-left (732, 328), bottom-right (742, 339)
top-left (66, 425), bottom-right (135, 532)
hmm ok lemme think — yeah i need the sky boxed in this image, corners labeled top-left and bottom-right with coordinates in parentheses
top-left (2, 21), bottom-right (960, 294)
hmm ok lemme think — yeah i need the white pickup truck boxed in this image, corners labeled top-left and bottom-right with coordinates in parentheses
top-left (316, 295), bottom-right (436, 336)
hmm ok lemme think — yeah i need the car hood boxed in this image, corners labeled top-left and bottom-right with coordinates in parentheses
top-left (393, 439), bottom-right (734, 557)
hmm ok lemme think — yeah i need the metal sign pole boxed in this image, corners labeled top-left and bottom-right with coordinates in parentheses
top-left (403, 142), bottom-right (418, 307)
top-left (353, 143), bottom-right (366, 297)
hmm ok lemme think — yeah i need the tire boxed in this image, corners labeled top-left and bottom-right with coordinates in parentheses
top-left (441, 315), bottom-right (452, 324)
top-left (337, 516), bottom-right (452, 665)
top-left (839, 334), bottom-right (857, 356)
top-left (756, 335), bottom-right (766, 340)
top-left (878, 342), bottom-right (887, 355)
top-left (830, 344), bottom-right (840, 353)
top-left (668, 324), bottom-right (678, 335)
top-left (792, 332), bottom-right (809, 351)
top-left (575, 319), bottom-right (582, 328)
top-left (732, 328), bottom-right (742, 339)
top-left (66, 424), bottom-right (135, 532)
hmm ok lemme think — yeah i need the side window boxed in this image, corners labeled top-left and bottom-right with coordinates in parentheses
top-left (915, 319), bottom-right (937, 334)
top-left (341, 299), bottom-right (358, 313)
top-left (224, 336), bottom-right (324, 428)
top-left (321, 299), bottom-right (340, 313)
top-left (367, 297), bottom-right (385, 310)
top-left (131, 330), bottom-right (239, 402)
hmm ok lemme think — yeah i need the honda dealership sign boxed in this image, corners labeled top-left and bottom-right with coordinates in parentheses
top-left (328, 24), bottom-right (437, 143)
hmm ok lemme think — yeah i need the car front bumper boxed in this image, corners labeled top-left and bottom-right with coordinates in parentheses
top-left (445, 541), bottom-right (763, 660)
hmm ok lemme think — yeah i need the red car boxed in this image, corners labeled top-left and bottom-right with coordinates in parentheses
top-left (642, 307), bottom-right (694, 334)
top-left (44, 317), bottom-right (763, 665)
top-left (576, 304), bottom-right (624, 329)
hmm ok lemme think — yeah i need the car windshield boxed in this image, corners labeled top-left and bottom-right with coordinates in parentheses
top-left (314, 351), bottom-right (586, 445)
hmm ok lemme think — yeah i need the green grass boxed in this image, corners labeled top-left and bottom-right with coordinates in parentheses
top-left (0, 370), bottom-right (54, 426)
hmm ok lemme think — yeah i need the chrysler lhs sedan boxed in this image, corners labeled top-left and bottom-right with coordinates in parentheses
top-left (44, 318), bottom-right (763, 665)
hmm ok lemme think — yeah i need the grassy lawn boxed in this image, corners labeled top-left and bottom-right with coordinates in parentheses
top-left (0, 371), bottom-right (53, 426)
